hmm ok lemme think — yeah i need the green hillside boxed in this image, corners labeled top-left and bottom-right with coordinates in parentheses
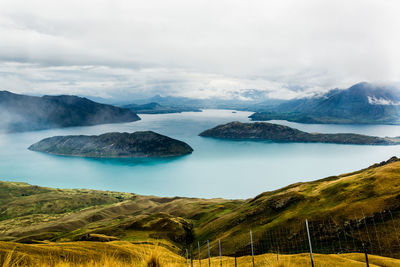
top-left (1, 157), bottom-right (400, 257)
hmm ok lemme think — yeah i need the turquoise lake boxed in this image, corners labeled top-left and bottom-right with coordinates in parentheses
top-left (0, 109), bottom-right (400, 199)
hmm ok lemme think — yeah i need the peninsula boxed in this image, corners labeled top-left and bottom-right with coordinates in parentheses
top-left (0, 91), bottom-right (140, 132)
top-left (199, 121), bottom-right (400, 145)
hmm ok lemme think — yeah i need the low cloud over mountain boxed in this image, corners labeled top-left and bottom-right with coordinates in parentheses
top-left (0, 0), bottom-right (399, 101)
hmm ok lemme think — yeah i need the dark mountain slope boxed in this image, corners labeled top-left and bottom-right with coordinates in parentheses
top-left (250, 82), bottom-right (400, 124)
top-left (0, 91), bottom-right (140, 132)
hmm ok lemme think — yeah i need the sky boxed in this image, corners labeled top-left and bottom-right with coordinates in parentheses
top-left (0, 0), bottom-right (399, 101)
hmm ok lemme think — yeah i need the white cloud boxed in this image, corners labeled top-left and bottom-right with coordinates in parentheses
top-left (0, 0), bottom-right (399, 100)
top-left (367, 96), bottom-right (400, 106)
top-left (0, 62), bottom-right (304, 100)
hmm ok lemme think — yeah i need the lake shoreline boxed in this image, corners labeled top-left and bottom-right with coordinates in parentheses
top-left (0, 109), bottom-right (399, 199)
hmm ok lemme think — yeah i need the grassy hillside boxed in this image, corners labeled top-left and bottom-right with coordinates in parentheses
top-left (1, 157), bottom-right (400, 259)
top-left (0, 241), bottom-right (184, 266)
top-left (0, 241), bottom-right (400, 266)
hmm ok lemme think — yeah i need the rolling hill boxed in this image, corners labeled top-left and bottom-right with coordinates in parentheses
top-left (1, 157), bottom-right (400, 259)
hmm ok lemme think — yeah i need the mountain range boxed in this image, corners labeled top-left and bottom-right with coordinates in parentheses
top-left (250, 82), bottom-right (400, 124)
top-left (2, 82), bottom-right (400, 132)
top-left (0, 91), bottom-right (140, 132)
top-left (118, 82), bottom-right (400, 125)
top-left (118, 94), bottom-right (284, 112)
top-left (122, 102), bottom-right (201, 114)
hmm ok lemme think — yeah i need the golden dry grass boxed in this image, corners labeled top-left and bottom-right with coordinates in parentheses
top-left (0, 241), bottom-right (185, 267)
top-left (1, 241), bottom-right (399, 267)
top-left (191, 253), bottom-right (400, 267)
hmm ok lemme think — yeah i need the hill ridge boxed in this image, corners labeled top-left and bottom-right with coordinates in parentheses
top-left (0, 90), bottom-right (140, 132)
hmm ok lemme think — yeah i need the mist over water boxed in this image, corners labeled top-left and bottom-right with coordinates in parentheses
top-left (0, 109), bottom-right (400, 199)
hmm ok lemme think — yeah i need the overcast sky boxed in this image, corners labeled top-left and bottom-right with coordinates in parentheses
top-left (0, 0), bottom-right (399, 100)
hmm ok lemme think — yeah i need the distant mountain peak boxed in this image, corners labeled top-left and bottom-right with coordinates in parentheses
top-left (251, 82), bottom-right (400, 124)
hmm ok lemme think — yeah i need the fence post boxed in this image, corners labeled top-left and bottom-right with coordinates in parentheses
top-left (191, 245), bottom-right (193, 267)
top-left (389, 210), bottom-right (400, 248)
top-left (219, 239), bottom-right (222, 267)
top-left (362, 243), bottom-right (370, 267)
top-left (305, 219), bottom-right (314, 267)
top-left (198, 241), bottom-right (201, 266)
top-left (250, 229), bottom-right (255, 267)
top-left (207, 240), bottom-right (211, 267)
top-left (186, 248), bottom-right (189, 267)
top-left (277, 245), bottom-right (279, 262)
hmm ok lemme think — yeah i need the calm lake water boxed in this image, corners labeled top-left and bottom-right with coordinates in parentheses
top-left (0, 109), bottom-right (400, 199)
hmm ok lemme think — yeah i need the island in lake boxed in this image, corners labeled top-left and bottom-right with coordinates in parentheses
top-left (200, 121), bottom-right (400, 145)
top-left (29, 131), bottom-right (193, 158)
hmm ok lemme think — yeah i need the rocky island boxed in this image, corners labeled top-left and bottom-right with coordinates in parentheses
top-left (29, 131), bottom-right (193, 158)
top-left (200, 121), bottom-right (400, 145)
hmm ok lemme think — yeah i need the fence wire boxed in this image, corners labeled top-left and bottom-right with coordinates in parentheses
top-left (184, 209), bottom-right (400, 266)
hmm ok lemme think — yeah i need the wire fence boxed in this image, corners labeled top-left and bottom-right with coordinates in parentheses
top-left (184, 209), bottom-right (400, 266)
